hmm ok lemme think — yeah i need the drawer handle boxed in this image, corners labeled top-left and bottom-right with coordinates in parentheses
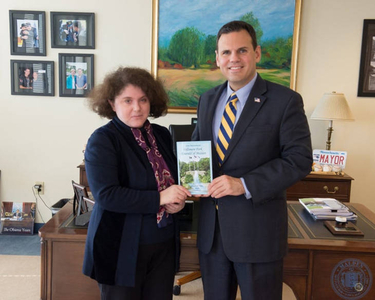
top-left (323, 186), bottom-right (339, 194)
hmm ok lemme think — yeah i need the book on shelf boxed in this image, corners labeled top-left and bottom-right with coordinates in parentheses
top-left (299, 198), bottom-right (357, 221)
top-left (176, 141), bottom-right (212, 195)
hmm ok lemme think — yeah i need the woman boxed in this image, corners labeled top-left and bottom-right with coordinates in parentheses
top-left (83, 67), bottom-right (191, 300)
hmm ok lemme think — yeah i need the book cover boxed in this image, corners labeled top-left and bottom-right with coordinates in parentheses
top-left (0, 201), bottom-right (35, 235)
top-left (176, 141), bottom-right (212, 195)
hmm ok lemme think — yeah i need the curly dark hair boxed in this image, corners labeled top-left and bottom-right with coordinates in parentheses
top-left (87, 67), bottom-right (169, 119)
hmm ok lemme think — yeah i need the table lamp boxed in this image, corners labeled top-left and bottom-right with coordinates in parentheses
top-left (310, 92), bottom-right (354, 150)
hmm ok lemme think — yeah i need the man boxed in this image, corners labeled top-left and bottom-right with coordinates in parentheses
top-left (13, 209), bottom-right (22, 219)
top-left (73, 21), bottom-right (80, 44)
top-left (66, 68), bottom-right (77, 89)
top-left (76, 68), bottom-right (87, 89)
top-left (19, 68), bottom-right (32, 89)
top-left (192, 21), bottom-right (312, 300)
top-left (26, 23), bottom-right (39, 47)
top-left (32, 71), bottom-right (45, 93)
top-left (19, 23), bottom-right (28, 48)
top-left (64, 21), bottom-right (75, 45)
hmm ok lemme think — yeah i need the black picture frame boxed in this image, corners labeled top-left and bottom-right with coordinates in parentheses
top-left (59, 53), bottom-right (94, 97)
top-left (51, 12), bottom-right (95, 49)
top-left (9, 10), bottom-right (46, 56)
top-left (11, 60), bottom-right (54, 96)
top-left (358, 19), bottom-right (375, 97)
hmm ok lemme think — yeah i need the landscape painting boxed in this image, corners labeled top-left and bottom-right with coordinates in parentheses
top-left (152, 0), bottom-right (301, 112)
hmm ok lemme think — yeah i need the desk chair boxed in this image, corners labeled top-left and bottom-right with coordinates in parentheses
top-left (169, 123), bottom-right (202, 295)
top-left (169, 123), bottom-right (196, 157)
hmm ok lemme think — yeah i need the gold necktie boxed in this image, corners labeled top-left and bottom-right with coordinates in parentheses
top-left (216, 93), bottom-right (238, 165)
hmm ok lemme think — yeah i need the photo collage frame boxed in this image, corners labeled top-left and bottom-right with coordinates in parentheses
top-left (9, 10), bottom-right (95, 98)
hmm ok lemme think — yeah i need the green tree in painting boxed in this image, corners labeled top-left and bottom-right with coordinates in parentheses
top-left (260, 36), bottom-right (293, 69)
top-left (158, 47), bottom-right (169, 63)
top-left (204, 35), bottom-right (217, 64)
top-left (168, 27), bottom-right (205, 68)
top-left (240, 12), bottom-right (263, 44)
top-left (159, 10), bottom-right (294, 108)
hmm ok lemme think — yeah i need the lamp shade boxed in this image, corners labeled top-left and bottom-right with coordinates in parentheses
top-left (310, 92), bottom-right (355, 121)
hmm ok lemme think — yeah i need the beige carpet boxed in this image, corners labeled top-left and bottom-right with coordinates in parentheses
top-left (0, 256), bottom-right (296, 300)
top-left (0, 255), bottom-right (41, 300)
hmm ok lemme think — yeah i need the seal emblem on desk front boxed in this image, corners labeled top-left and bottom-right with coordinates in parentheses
top-left (331, 258), bottom-right (372, 299)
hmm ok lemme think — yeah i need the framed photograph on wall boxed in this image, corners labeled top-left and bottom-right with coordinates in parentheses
top-left (51, 12), bottom-right (95, 49)
top-left (58, 53), bottom-right (94, 97)
top-left (358, 19), bottom-right (375, 97)
top-left (9, 10), bottom-right (46, 56)
top-left (11, 60), bottom-right (54, 96)
top-left (151, 0), bottom-right (302, 113)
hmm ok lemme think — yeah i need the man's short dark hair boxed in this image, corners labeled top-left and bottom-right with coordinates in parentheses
top-left (217, 20), bottom-right (258, 50)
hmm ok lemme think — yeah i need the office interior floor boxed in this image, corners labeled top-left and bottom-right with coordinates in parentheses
top-left (0, 255), bottom-right (296, 300)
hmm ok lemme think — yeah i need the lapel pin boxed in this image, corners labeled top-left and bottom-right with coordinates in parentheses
top-left (254, 97), bottom-right (261, 103)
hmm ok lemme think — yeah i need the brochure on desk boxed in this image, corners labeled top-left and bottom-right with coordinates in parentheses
top-left (177, 141), bottom-right (212, 195)
top-left (299, 198), bottom-right (357, 220)
top-left (0, 201), bottom-right (35, 235)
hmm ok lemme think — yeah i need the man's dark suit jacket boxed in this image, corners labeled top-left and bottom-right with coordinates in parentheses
top-left (192, 74), bottom-right (312, 263)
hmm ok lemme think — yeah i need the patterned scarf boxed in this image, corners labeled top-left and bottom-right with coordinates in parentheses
top-left (131, 120), bottom-right (174, 228)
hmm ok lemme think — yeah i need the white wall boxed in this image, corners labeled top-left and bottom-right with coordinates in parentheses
top-left (298, 0), bottom-right (375, 212)
top-left (0, 0), bottom-right (374, 223)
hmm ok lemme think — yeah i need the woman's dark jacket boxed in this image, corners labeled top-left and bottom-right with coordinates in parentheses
top-left (82, 116), bottom-right (179, 287)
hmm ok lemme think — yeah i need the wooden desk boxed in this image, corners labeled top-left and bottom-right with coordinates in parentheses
top-left (39, 201), bottom-right (375, 300)
top-left (39, 201), bottom-right (99, 300)
top-left (285, 202), bottom-right (375, 299)
top-left (79, 165), bottom-right (354, 202)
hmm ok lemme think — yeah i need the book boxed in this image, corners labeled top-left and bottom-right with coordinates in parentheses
top-left (299, 198), bottom-right (350, 215)
top-left (176, 141), bottom-right (212, 195)
top-left (299, 198), bottom-right (357, 221)
top-left (0, 201), bottom-right (35, 235)
top-left (312, 213), bottom-right (357, 221)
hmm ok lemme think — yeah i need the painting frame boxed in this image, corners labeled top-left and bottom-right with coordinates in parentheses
top-left (50, 12), bottom-right (95, 49)
top-left (357, 19), bottom-right (375, 97)
top-left (9, 10), bottom-right (46, 56)
top-left (11, 59), bottom-right (54, 96)
top-left (58, 53), bottom-right (94, 97)
top-left (151, 0), bottom-right (302, 113)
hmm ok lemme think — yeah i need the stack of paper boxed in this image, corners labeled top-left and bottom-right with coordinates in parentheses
top-left (299, 198), bottom-right (357, 221)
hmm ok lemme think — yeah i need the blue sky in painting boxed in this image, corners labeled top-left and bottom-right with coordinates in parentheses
top-left (159, 0), bottom-right (296, 48)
